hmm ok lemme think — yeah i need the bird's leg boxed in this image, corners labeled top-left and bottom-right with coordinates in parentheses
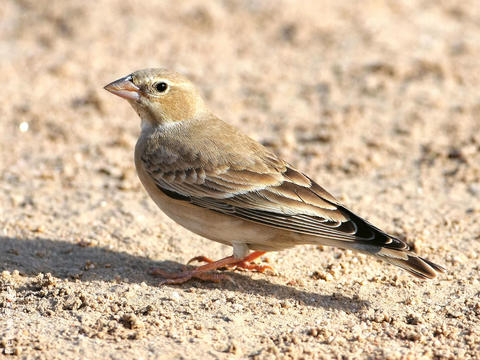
top-left (187, 251), bottom-right (272, 272)
top-left (185, 255), bottom-right (230, 271)
top-left (186, 255), bottom-right (216, 265)
top-left (151, 256), bottom-right (240, 285)
top-left (151, 251), bottom-right (273, 285)
top-left (232, 251), bottom-right (273, 273)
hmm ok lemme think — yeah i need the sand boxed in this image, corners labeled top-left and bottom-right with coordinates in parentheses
top-left (1, 0), bottom-right (480, 358)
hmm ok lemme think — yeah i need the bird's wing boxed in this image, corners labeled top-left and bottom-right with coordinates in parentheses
top-left (141, 140), bottom-right (406, 251)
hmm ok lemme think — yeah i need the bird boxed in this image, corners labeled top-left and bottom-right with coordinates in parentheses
top-left (104, 68), bottom-right (445, 285)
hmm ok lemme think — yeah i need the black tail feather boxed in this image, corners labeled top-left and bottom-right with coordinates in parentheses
top-left (375, 249), bottom-right (445, 279)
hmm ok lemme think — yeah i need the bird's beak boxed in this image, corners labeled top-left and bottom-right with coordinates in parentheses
top-left (104, 75), bottom-right (140, 101)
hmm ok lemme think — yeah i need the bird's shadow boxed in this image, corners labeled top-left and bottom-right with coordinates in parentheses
top-left (1, 236), bottom-right (369, 313)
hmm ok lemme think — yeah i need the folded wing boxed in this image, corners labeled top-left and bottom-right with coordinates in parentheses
top-left (142, 145), bottom-right (408, 252)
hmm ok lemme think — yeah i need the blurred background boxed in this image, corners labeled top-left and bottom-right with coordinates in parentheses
top-left (1, 0), bottom-right (480, 358)
top-left (3, 0), bottom-right (480, 180)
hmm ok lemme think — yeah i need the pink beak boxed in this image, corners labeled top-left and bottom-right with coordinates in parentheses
top-left (104, 75), bottom-right (140, 101)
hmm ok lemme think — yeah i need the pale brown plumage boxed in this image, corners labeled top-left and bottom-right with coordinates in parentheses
top-left (104, 68), bottom-right (445, 283)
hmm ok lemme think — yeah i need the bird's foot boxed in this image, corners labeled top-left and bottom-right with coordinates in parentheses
top-left (231, 251), bottom-right (273, 273)
top-left (233, 261), bottom-right (273, 273)
top-left (151, 251), bottom-right (273, 285)
top-left (151, 255), bottom-right (238, 285)
top-left (186, 255), bottom-right (216, 265)
top-left (186, 251), bottom-right (273, 273)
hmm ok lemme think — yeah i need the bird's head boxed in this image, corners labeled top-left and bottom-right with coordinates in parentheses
top-left (104, 68), bottom-right (207, 127)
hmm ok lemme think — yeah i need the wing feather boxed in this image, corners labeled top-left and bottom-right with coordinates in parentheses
top-left (144, 166), bottom-right (392, 245)
top-left (140, 122), bottom-right (405, 250)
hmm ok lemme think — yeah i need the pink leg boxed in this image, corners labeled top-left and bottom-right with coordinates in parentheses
top-left (186, 255), bottom-right (216, 265)
top-left (151, 256), bottom-right (239, 285)
top-left (232, 251), bottom-right (273, 273)
top-left (150, 251), bottom-right (273, 285)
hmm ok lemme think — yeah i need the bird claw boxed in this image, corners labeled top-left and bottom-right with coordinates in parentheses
top-left (233, 262), bottom-right (274, 273)
top-left (186, 255), bottom-right (215, 265)
top-left (151, 251), bottom-right (273, 285)
top-left (186, 253), bottom-right (274, 273)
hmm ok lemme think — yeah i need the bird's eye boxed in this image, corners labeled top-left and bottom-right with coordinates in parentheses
top-left (155, 82), bottom-right (168, 93)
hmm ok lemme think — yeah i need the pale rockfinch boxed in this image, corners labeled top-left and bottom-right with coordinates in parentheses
top-left (104, 68), bottom-right (445, 284)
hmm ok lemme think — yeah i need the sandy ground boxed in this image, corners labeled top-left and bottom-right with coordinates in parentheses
top-left (1, 0), bottom-right (480, 359)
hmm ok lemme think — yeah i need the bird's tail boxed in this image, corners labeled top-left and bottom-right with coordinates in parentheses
top-left (373, 247), bottom-right (446, 279)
